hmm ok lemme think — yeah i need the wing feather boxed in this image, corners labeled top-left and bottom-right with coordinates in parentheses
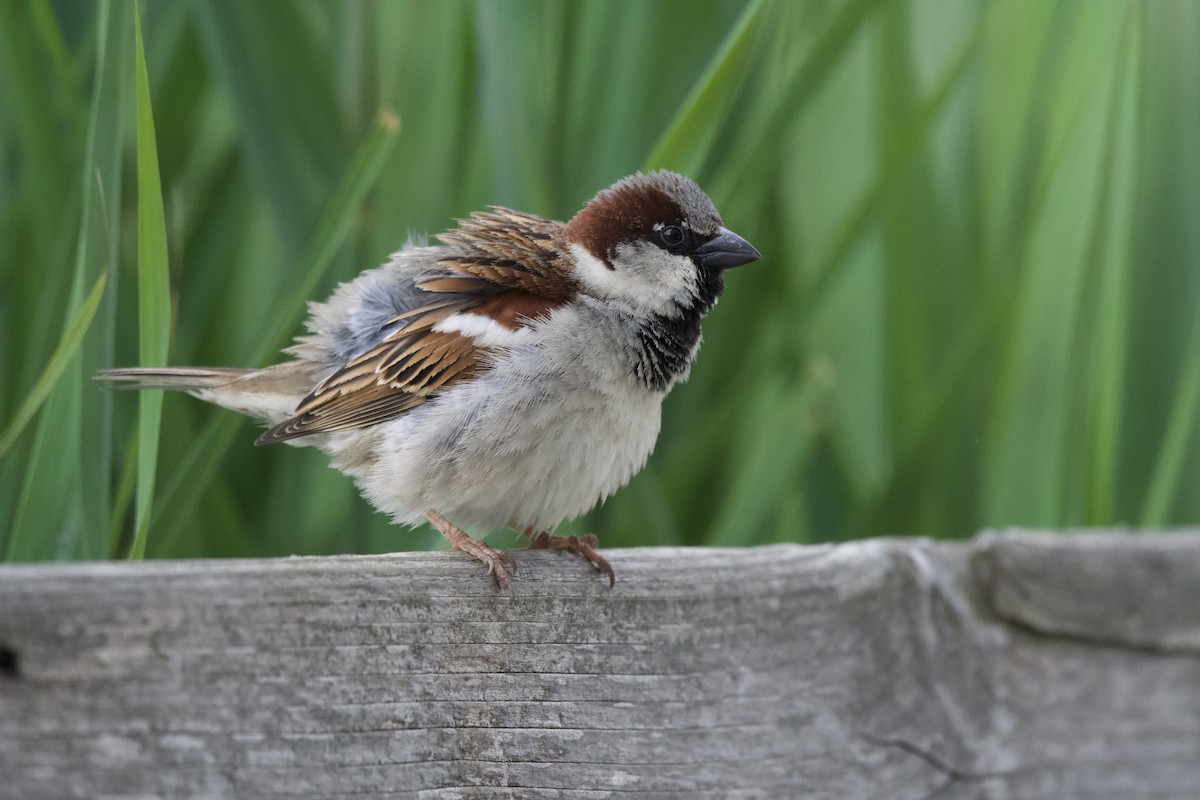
top-left (256, 209), bottom-right (576, 446)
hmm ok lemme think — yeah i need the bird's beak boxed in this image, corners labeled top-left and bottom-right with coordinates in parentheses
top-left (694, 226), bottom-right (762, 270)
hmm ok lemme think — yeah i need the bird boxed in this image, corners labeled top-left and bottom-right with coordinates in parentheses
top-left (98, 170), bottom-right (761, 592)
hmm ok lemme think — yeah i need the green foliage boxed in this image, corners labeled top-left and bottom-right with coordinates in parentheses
top-left (129, 2), bottom-right (171, 559)
top-left (1, 0), bottom-right (1197, 561)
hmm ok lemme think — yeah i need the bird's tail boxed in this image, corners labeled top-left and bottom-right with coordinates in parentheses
top-left (94, 366), bottom-right (253, 392)
top-left (95, 365), bottom-right (312, 427)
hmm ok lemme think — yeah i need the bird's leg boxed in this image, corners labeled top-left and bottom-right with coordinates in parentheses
top-left (426, 509), bottom-right (516, 595)
top-left (518, 526), bottom-right (615, 588)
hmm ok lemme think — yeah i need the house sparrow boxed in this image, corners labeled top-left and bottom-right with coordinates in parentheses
top-left (99, 171), bottom-right (760, 592)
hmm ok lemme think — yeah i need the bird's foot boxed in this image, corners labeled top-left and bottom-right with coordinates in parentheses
top-left (426, 509), bottom-right (516, 595)
top-left (522, 529), bottom-right (615, 588)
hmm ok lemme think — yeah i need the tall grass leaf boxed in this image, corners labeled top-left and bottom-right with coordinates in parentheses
top-left (805, 21), bottom-right (981, 320)
top-left (252, 109), bottom-right (400, 364)
top-left (715, 0), bottom-right (886, 199)
top-left (643, 0), bottom-right (766, 175)
top-left (150, 110), bottom-right (401, 543)
top-left (3, 0), bottom-right (128, 562)
top-left (191, 0), bottom-right (343, 256)
top-left (706, 378), bottom-right (819, 546)
top-left (0, 3), bottom-right (69, 241)
top-left (1140, 308), bottom-right (1200, 525)
top-left (473, 1), bottom-right (558, 210)
top-left (1, 2), bottom-right (117, 561)
top-left (975, 0), bottom-right (1059, 257)
top-left (109, 430), bottom-right (138, 557)
top-left (1124, 0), bottom-right (1200, 525)
top-left (370, 2), bottom-right (476, 240)
top-left (77, 0), bottom-right (130, 560)
top-left (31, 0), bottom-right (76, 108)
top-left (128, 4), bottom-right (172, 560)
top-left (983, 4), bottom-right (1126, 526)
top-left (1082, 10), bottom-right (1138, 523)
top-left (852, 14), bottom-right (1018, 522)
top-left (11, 1), bottom-right (1199, 557)
top-left (150, 415), bottom-right (241, 555)
top-left (0, 273), bottom-right (107, 461)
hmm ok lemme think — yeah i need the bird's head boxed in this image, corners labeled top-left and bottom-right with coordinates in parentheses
top-left (562, 170), bottom-right (761, 319)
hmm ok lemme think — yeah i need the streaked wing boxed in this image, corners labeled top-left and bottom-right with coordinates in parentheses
top-left (437, 208), bottom-right (576, 300)
top-left (256, 210), bottom-right (577, 445)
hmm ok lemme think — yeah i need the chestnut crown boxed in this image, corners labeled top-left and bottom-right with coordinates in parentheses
top-left (564, 171), bottom-right (756, 269)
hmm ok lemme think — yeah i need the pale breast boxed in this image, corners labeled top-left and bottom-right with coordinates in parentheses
top-left (337, 301), bottom-right (667, 533)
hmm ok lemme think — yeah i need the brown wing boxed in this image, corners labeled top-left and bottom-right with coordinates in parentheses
top-left (255, 210), bottom-right (577, 445)
top-left (435, 208), bottom-right (577, 301)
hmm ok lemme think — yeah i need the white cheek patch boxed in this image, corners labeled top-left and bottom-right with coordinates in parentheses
top-left (432, 312), bottom-right (534, 348)
top-left (569, 243), bottom-right (695, 317)
top-left (568, 243), bottom-right (625, 298)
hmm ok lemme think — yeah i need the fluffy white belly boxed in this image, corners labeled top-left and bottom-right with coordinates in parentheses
top-left (324, 305), bottom-right (665, 534)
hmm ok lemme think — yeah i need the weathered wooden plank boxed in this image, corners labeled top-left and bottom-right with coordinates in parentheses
top-left (1, 531), bottom-right (1197, 799)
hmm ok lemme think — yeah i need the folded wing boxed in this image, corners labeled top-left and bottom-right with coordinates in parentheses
top-left (256, 209), bottom-right (577, 445)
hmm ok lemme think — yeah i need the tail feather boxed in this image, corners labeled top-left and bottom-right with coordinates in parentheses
top-left (94, 366), bottom-right (252, 391)
top-left (96, 363), bottom-right (316, 429)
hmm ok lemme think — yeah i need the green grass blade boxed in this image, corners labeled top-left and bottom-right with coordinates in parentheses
top-left (2, 1), bottom-right (126, 562)
top-left (109, 429), bottom-right (139, 557)
top-left (983, 4), bottom-right (1130, 526)
top-left (1081, 10), bottom-right (1139, 522)
top-left (76, 0), bottom-right (129, 560)
top-left (706, 378), bottom-right (819, 547)
top-left (191, 0), bottom-right (343, 256)
top-left (473, 2), bottom-right (559, 211)
top-left (715, 0), bottom-right (886, 198)
top-left (1140, 309), bottom-right (1200, 525)
top-left (128, 3), bottom-right (172, 560)
top-left (642, 0), bottom-right (766, 175)
top-left (805, 21), bottom-right (981, 319)
top-left (11, 1), bottom-right (1200, 557)
top-left (149, 109), bottom-right (401, 543)
top-left (0, 272), bottom-right (107, 460)
top-left (252, 109), bottom-right (401, 363)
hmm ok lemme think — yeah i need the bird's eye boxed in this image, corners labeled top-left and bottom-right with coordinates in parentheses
top-left (658, 225), bottom-right (685, 248)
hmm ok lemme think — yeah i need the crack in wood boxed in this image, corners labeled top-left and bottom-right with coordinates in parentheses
top-left (0, 643), bottom-right (19, 678)
top-left (858, 732), bottom-right (996, 783)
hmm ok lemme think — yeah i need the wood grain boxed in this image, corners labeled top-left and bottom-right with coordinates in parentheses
top-left (1, 531), bottom-right (1197, 799)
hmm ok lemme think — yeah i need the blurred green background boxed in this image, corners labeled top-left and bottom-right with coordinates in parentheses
top-left (2, 0), bottom-right (1198, 562)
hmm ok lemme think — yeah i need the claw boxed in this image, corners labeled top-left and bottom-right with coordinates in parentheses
top-left (521, 527), bottom-right (616, 588)
top-left (426, 509), bottom-right (516, 595)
